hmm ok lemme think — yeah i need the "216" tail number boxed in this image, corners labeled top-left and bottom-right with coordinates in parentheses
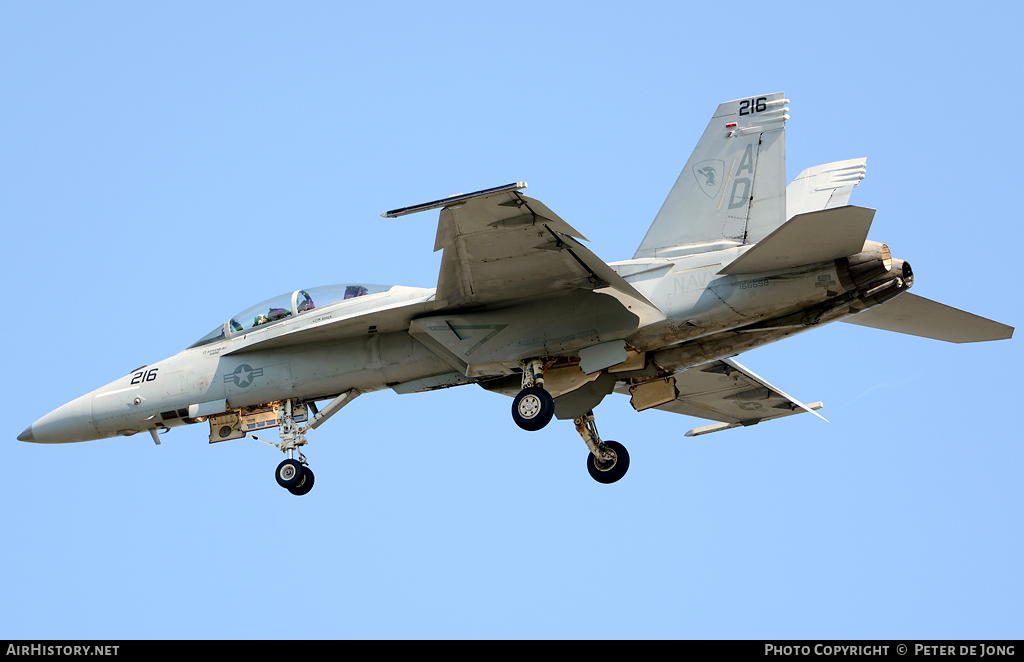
top-left (739, 97), bottom-right (767, 116)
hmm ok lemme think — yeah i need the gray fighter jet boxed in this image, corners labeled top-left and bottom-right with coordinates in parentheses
top-left (19, 93), bottom-right (1014, 494)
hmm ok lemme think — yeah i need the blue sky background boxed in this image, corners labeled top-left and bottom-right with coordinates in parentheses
top-left (2, 1), bottom-right (1021, 639)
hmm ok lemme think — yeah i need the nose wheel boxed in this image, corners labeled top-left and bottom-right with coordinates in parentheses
top-left (276, 458), bottom-right (305, 488)
top-left (276, 460), bottom-right (315, 496)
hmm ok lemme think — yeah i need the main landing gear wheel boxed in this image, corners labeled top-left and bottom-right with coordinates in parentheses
top-left (288, 466), bottom-right (315, 496)
top-left (512, 386), bottom-right (555, 431)
top-left (574, 411), bottom-right (629, 484)
top-left (275, 459), bottom-right (305, 489)
top-left (587, 440), bottom-right (630, 484)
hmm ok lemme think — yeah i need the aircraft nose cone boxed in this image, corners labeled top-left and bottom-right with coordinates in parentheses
top-left (21, 392), bottom-right (100, 443)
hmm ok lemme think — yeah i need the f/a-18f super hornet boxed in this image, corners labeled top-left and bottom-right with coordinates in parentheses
top-left (19, 93), bottom-right (1014, 494)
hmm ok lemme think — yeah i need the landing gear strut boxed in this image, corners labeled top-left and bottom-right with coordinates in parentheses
top-left (574, 410), bottom-right (629, 484)
top-left (512, 359), bottom-right (554, 431)
top-left (271, 400), bottom-right (314, 496)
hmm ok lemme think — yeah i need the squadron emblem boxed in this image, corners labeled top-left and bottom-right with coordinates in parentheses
top-left (692, 159), bottom-right (725, 199)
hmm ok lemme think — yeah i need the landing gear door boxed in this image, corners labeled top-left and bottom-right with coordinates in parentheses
top-left (207, 403), bottom-right (308, 443)
top-left (209, 412), bottom-right (244, 443)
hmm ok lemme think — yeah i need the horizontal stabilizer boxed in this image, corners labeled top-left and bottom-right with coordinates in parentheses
top-left (721, 205), bottom-right (875, 275)
top-left (842, 293), bottom-right (1014, 343)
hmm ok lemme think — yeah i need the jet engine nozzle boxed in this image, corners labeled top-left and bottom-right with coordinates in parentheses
top-left (835, 241), bottom-right (892, 291)
top-left (857, 258), bottom-right (914, 308)
top-left (899, 259), bottom-right (914, 289)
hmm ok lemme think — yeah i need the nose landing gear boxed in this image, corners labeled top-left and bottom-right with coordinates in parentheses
top-left (269, 400), bottom-right (314, 496)
top-left (255, 390), bottom-right (360, 496)
top-left (275, 458), bottom-right (305, 488)
top-left (276, 459), bottom-right (315, 496)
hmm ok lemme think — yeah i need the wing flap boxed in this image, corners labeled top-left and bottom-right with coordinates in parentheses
top-left (721, 205), bottom-right (875, 275)
top-left (842, 292), bottom-right (1014, 343)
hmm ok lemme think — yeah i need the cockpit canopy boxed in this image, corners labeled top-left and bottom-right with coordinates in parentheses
top-left (189, 284), bottom-right (392, 349)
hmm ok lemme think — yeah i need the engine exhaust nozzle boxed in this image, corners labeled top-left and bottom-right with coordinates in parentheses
top-left (835, 241), bottom-right (892, 291)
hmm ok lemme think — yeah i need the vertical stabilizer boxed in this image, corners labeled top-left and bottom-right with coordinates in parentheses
top-left (634, 93), bottom-right (789, 259)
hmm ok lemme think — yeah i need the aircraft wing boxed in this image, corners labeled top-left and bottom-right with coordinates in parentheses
top-left (384, 183), bottom-right (656, 310)
top-left (619, 358), bottom-right (824, 436)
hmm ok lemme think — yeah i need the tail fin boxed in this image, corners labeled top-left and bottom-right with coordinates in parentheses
top-left (786, 158), bottom-right (867, 219)
top-left (634, 93), bottom-right (789, 259)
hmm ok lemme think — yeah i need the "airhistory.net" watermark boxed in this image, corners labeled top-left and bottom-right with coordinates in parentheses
top-left (6, 645), bottom-right (118, 656)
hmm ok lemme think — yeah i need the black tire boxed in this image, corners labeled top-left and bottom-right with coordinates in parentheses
top-left (275, 459), bottom-right (305, 489)
top-left (288, 466), bottom-right (315, 496)
top-left (511, 386), bottom-right (555, 431)
top-left (587, 440), bottom-right (630, 484)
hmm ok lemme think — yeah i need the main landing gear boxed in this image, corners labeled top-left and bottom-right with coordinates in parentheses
top-left (512, 359), bottom-right (554, 431)
top-left (512, 359), bottom-right (629, 484)
top-left (575, 410), bottom-right (629, 484)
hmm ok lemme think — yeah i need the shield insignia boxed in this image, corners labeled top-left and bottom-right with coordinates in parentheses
top-left (692, 159), bottom-right (725, 199)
